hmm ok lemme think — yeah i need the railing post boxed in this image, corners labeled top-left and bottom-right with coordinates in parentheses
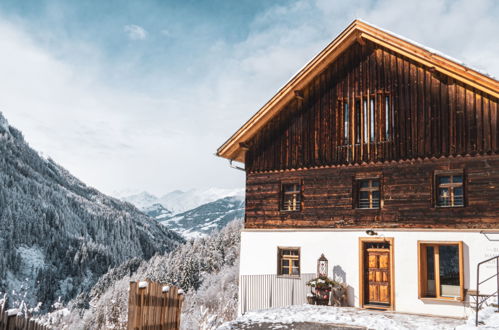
top-left (476, 262), bottom-right (480, 327)
top-left (497, 258), bottom-right (499, 313)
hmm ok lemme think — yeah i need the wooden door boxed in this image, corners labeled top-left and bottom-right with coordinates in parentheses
top-left (365, 247), bottom-right (391, 306)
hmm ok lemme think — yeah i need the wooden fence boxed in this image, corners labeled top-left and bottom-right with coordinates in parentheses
top-left (0, 301), bottom-right (51, 330)
top-left (127, 280), bottom-right (184, 330)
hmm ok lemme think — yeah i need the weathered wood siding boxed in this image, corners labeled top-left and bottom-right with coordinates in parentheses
top-left (245, 40), bottom-right (499, 172)
top-left (245, 155), bottom-right (499, 229)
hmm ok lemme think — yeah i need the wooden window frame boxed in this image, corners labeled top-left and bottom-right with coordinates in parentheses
top-left (280, 182), bottom-right (302, 212)
top-left (338, 92), bottom-right (391, 148)
top-left (355, 178), bottom-right (381, 209)
top-left (433, 170), bottom-right (465, 208)
top-left (277, 247), bottom-right (301, 277)
top-left (417, 241), bottom-right (464, 302)
top-left (358, 237), bottom-right (395, 310)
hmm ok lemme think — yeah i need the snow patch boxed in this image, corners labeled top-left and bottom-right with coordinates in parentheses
top-left (138, 281), bottom-right (148, 289)
top-left (219, 305), bottom-right (465, 330)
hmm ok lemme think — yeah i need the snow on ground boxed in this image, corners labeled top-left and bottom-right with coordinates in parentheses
top-left (218, 305), bottom-right (498, 330)
top-left (457, 306), bottom-right (499, 330)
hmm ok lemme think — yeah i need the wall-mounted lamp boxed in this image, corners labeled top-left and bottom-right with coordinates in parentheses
top-left (366, 229), bottom-right (377, 236)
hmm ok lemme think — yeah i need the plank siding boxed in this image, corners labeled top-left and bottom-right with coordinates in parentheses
top-left (245, 155), bottom-right (499, 229)
top-left (245, 41), bottom-right (499, 172)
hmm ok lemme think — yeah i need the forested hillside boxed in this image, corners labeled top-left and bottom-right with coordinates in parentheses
top-left (0, 112), bottom-right (183, 310)
top-left (40, 220), bottom-right (242, 329)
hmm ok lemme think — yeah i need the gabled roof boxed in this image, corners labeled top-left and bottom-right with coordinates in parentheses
top-left (217, 19), bottom-right (499, 163)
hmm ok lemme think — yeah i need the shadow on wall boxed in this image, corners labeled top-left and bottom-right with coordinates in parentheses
top-left (333, 265), bottom-right (355, 306)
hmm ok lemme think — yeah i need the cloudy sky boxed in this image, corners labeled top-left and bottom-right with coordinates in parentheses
top-left (0, 0), bottom-right (497, 196)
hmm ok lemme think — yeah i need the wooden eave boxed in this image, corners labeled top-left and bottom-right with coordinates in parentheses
top-left (217, 19), bottom-right (499, 163)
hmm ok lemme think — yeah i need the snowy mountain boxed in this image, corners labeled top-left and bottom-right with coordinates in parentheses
top-left (118, 188), bottom-right (244, 214)
top-left (121, 191), bottom-right (159, 209)
top-left (118, 188), bottom-right (245, 239)
top-left (142, 203), bottom-right (172, 219)
top-left (158, 196), bottom-right (245, 239)
top-left (0, 112), bottom-right (183, 310)
top-left (158, 188), bottom-right (244, 214)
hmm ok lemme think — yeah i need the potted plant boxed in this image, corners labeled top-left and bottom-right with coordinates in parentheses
top-left (306, 292), bottom-right (316, 304)
top-left (306, 276), bottom-right (339, 305)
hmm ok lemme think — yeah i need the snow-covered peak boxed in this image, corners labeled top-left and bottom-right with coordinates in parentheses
top-left (119, 187), bottom-right (244, 215)
top-left (121, 191), bottom-right (159, 209)
top-left (159, 188), bottom-right (244, 214)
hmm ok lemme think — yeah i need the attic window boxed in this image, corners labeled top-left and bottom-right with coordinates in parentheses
top-left (343, 101), bottom-right (350, 144)
top-left (281, 183), bottom-right (301, 211)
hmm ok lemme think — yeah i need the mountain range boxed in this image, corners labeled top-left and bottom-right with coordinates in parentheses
top-left (117, 189), bottom-right (245, 239)
top-left (0, 112), bottom-right (183, 310)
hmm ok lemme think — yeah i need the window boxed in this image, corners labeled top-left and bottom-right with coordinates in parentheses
top-left (385, 95), bottom-right (391, 141)
top-left (363, 99), bottom-right (369, 143)
top-left (338, 93), bottom-right (391, 147)
top-left (418, 242), bottom-right (464, 301)
top-left (357, 179), bottom-right (380, 209)
top-left (435, 174), bottom-right (464, 207)
top-left (281, 183), bottom-right (301, 211)
top-left (278, 247), bottom-right (300, 276)
top-left (370, 98), bottom-right (375, 142)
top-left (344, 101), bottom-right (350, 144)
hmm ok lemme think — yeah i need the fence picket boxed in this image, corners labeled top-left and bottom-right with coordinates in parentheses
top-left (127, 280), bottom-right (183, 330)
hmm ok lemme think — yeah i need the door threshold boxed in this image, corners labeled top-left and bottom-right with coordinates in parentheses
top-left (363, 304), bottom-right (390, 310)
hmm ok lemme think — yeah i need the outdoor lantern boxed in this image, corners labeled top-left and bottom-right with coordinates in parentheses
top-left (317, 253), bottom-right (328, 277)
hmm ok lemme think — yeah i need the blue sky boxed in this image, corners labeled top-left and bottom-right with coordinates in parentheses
top-left (0, 0), bottom-right (497, 196)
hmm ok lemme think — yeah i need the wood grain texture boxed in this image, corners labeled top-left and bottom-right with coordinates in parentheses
top-left (245, 155), bottom-right (499, 229)
top-left (245, 41), bottom-right (499, 172)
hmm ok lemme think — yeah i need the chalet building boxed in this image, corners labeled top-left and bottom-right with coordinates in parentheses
top-left (217, 20), bottom-right (499, 318)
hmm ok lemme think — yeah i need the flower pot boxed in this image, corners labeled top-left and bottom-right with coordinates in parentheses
top-left (306, 295), bottom-right (316, 304)
top-left (315, 288), bottom-right (331, 305)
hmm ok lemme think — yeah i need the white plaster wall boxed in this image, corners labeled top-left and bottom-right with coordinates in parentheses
top-left (239, 229), bottom-right (499, 318)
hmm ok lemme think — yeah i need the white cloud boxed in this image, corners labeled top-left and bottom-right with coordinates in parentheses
top-left (0, 0), bottom-right (497, 197)
top-left (124, 24), bottom-right (147, 40)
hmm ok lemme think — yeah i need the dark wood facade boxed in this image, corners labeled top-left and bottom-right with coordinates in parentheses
top-left (245, 155), bottom-right (499, 229)
top-left (242, 40), bottom-right (499, 230)
top-left (245, 40), bottom-right (499, 172)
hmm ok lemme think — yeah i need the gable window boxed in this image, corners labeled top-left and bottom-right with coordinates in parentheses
top-left (343, 101), bottom-right (350, 144)
top-left (281, 183), bottom-right (301, 211)
top-left (369, 97), bottom-right (375, 142)
top-left (418, 242), bottom-right (464, 301)
top-left (435, 173), bottom-right (464, 207)
top-left (278, 247), bottom-right (300, 276)
top-left (357, 179), bottom-right (380, 209)
top-left (363, 99), bottom-right (369, 143)
top-left (384, 95), bottom-right (391, 141)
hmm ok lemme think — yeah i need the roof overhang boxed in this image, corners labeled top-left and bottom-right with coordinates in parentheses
top-left (216, 19), bottom-right (499, 163)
